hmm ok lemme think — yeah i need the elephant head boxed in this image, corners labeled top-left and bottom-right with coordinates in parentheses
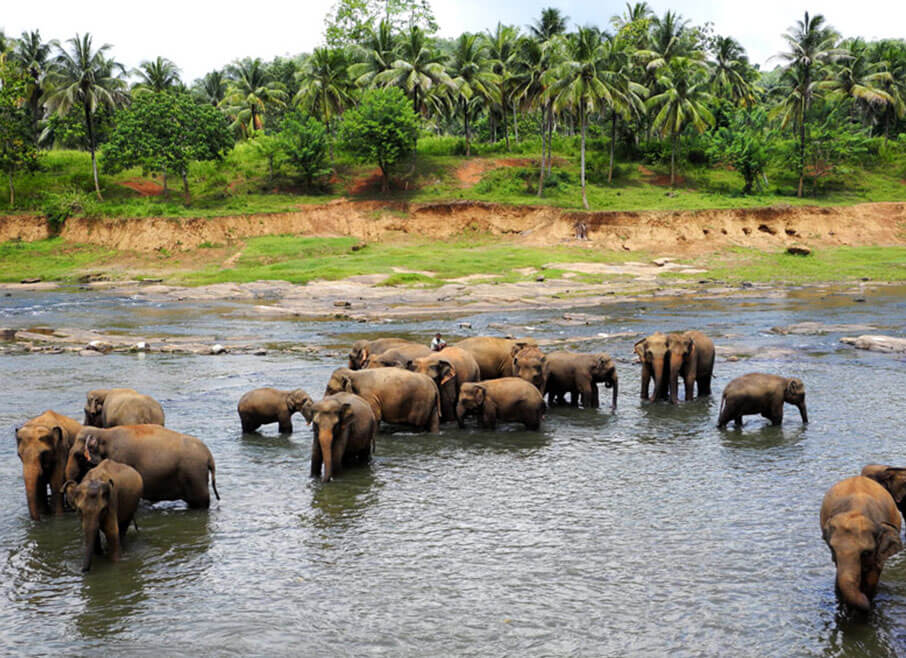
top-left (634, 333), bottom-right (669, 401)
top-left (784, 378), bottom-right (808, 423)
top-left (822, 513), bottom-right (902, 611)
top-left (82, 430), bottom-right (109, 466)
top-left (862, 466), bottom-right (906, 514)
top-left (84, 390), bottom-right (109, 426)
top-left (456, 383), bottom-right (486, 422)
top-left (311, 398), bottom-right (354, 482)
top-left (325, 369), bottom-right (356, 397)
top-left (410, 357), bottom-right (457, 388)
top-left (512, 346), bottom-right (547, 393)
top-left (64, 432), bottom-right (94, 484)
top-left (665, 332), bottom-right (695, 404)
top-left (365, 351), bottom-right (407, 369)
top-left (591, 354), bottom-right (619, 409)
top-left (287, 389), bottom-right (314, 423)
top-left (15, 422), bottom-right (68, 520)
top-left (64, 477), bottom-right (114, 572)
top-left (348, 341), bottom-right (370, 370)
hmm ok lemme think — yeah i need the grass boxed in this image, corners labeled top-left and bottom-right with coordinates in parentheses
top-left (0, 238), bottom-right (115, 281)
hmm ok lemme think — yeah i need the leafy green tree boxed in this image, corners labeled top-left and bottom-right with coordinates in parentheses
top-left (820, 39), bottom-right (894, 124)
top-left (134, 56), bottom-right (182, 93)
top-left (103, 92), bottom-right (232, 202)
top-left (529, 7), bottom-right (569, 41)
top-left (707, 108), bottom-right (770, 194)
top-left (645, 57), bottom-right (714, 186)
top-left (447, 33), bottom-right (501, 156)
top-left (194, 70), bottom-right (227, 106)
top-left (774, 11), bottom-right (842, 197)
top-left (295, 47), bottom-right (353, 159)
top-left (11, 30), bottom-right (53, 143)
top-left (221, 57), bottom-right (288, 137)
top-left (0, 61), bottom-right (40, 206)
top-left (376, 25), bottom-right (451, 115)
top-left (277, 112), bottom-right (331, 189)
top-left (349, 19), bottom-right (398, 88)
top-left (484, 23), bottom-right (520, 148)
top-left (870, 40), bottom-right (906, 139)
top-left (339, 86), bottom-right (418, 192)
top-left (325, 0), bottom-right (437, 47)
top-left (43, 33), bottom-right (128, 200)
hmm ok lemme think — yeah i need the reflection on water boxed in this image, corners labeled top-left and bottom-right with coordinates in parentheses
top-left (1, 286), bottom-right (906, 654)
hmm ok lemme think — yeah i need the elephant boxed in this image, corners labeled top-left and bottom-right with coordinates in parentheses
top-left (310, 393), bottom-right (377, 482)
top-left (633, 333), bottom-right (670, 402)
top-left (365, 343), bottom-right (432, 369)
top-left (456, 378), bottom-right (545, 430)
top-left (84, 388), bottom-right (165, 428)
top-left (65, 431), bottom-right (93, 484)
top-left (62, 459), bottom-right (143, 572)
top-left (15, 410), bottom-right (82, 520)
top-left (717, 373), bottom-right (808, 428)
top-left (544, 352), bottom-right (619, 410)
top-left (325, 367), bottom-right (440, 432)
top-left (454, 336), bottom-right (539, 380)
top-left (861, 465), bottom-right (906, 521)
top-left (665, 330), bottom-right (715, 404)
top-left (81, 425), bottom-right (220, 508)
top-left (409, 347), bottom-right (481, 426)
top-left (237, 387), bottom-right (313, 434)
top-left (512, 346), bottom-right (549, 395)
top-left (820, 475), bottom-right (902, 611)
top-left (348, 338), bottom-right (413, 370)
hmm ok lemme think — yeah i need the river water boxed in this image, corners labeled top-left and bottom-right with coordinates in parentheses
top-left (1, 285), bottom-right (905, 656)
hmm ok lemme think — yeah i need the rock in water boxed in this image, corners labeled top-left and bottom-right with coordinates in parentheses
top-left (841, 335), bottom-right (906, 354)
top-left (210, 344), bottom-right (227, 355)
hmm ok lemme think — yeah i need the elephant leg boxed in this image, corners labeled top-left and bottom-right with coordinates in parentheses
top-left (697, 372), bottom-right (712, 396)
top-left (684, 373), bottom-right (695, 401)
top-left (640, 363), bottom-right (651, 400)
top-left (94, 531), bottom-right (104, 555)
top-left (735, 415), bottom-right (743, 426)
top-left (570, 388), bottom-right (580, 407)
top-left (241, 417), bottom-right (259, 433)
top-left (104, 513), bottom-right (121, 561)
top-left (277, 412), bottom-right (293, 434)
top-left (480, 409), bottom-right (497, 430)
top-left (182, 473), bottom-right (211, 509)
top-left (590, 384), bottom-right (600, 409)
top-left (769, 401), bottom-right (784, 425)
top-left (310, 439), bottom-right (322, 477)
top-left (428, 408), bottom-right (440, 433)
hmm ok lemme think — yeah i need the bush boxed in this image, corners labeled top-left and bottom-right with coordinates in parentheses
top-left (41, 190), bottom-right (100, 230)
top-left (277, 112), bottom-right (331, 190)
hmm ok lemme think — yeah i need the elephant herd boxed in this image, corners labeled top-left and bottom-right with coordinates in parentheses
top-left (14, 388), bottom-right (218, 571)
top-left (12, 332), bottom-right (903, 613)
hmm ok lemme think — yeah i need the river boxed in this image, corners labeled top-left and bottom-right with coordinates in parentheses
top-left (1, 284), bottom-right (905, 656)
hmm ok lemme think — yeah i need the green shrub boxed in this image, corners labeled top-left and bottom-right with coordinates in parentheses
top-left (41, 189), bottom-right (100, 230)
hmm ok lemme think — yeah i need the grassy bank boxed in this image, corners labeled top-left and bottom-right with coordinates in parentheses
top-left (2, 236), bottom-right (905, 288)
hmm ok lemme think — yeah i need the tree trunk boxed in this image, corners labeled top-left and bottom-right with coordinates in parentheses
top-left (546, 110), bottom-right (553, 175)
top-left (608, 113), bottom-right (617, 184)
top-left (797, 116), bottom-right (805, 198)
top-left (328, 118), bottom-right (334, 162)
top-left (580, 109), bottom-right (588, 210)
top-left (503, 100), bottom-right (510, 151)
top-left (414, 86), bottom-right (419, 115)
top-left (670, 132), bottom-right (677, 187)
top-left (8, 173), bottom-right (14, 207)
top-left (181, 170), bottom-right (191, 204)
top-left (84, 102), bottom-right (102, 201)
top-left (380, 164), bottom-right (389, 194)
top-left (162, 172), bottom-right (168, 196)
top-left (537, 106), bottom-right (547, 197)
top-left (513, 104), bottom-right (519, 142)
top-left (464, 102), bottom-right (471, 157)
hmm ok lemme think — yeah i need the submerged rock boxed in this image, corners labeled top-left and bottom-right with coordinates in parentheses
top-left (841, 335), bottom-right (906, 354)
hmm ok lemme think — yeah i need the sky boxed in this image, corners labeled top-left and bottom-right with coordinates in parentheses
top-left (3, 0), bottom-right (906, 83)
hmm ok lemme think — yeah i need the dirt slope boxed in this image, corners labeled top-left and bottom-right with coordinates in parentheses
top-left (2, 200), bottom-right (905, 253)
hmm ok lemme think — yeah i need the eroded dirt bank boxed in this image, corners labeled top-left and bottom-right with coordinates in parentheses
top-left (2, 200), bottom-right (905, 253)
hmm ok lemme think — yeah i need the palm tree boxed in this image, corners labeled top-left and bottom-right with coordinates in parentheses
top-left (484, 23), bottom-right (520, 147)
top-left (645, 57), bottom-right (714, 186)
top-left (295, 47), bottom-right (352, 160)
top-left (43, 33), bottom-right (128, 200)
top-left (639, 10), bottom-right (696, 72)
top-left (134, 56), bottom-right (181, 93)
top-left (611, 2), bottom-right (654, 30)
top-left (871, 41), bottom-right (906, 139)
top-left (376, 25), bottom-right (450, 116)
top-left (774, 12), bottom-right (842, 197)
top-left (709, 36), bottom-right (757, 106)
top-left (447, 33), bottom-right (501, 157)
top-left (349, 19), bottom-right (397, 88)
top-left (12, 30), bottom-right (53, 143)
top-left (195, 70), bottom-right (227, 106)
top-left (529, 7), bottom-right (569, 41)
top-left (820, 39), bottom-right (894, 126)
top-left (221, 57), bottom-right (287, 137)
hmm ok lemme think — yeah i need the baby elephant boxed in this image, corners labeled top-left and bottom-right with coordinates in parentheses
top-left (717, 373), bottom-right (808, 428)
top-left (820, 476), bottom-right (902, 611)
top-left (238, 388), bottom-right (313, 434)
top-left (862, 465), bottom-right (906, 522)
top-left (310, 393), bottom-right (377, 482)
top-left (456, 378), bottom-right (545, 430)
top-left (63, 459), bottom-right (143, 572)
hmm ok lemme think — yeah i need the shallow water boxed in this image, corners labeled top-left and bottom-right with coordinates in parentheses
top-left (1, 285), bottom-right (906, 656)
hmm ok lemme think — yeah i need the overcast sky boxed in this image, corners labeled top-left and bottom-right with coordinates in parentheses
top-left (3, 0), bottom-right (905, 83)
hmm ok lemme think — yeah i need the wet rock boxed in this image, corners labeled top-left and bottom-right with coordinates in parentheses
top-left (741, 282), bottom-right (753, 288)
top-left (131, 341), bottom-right (150, 352)
top-left (725, 356), bottom-right (740, 362)
top-left (771, 322), bottom-right (876, 335)
top-left (333, 300), bottom-right (351, 308)
top-left (210, 344), bottom-right (227, 355)
top-left (0, 328), bottom-right (16, 341)
top-left (86, 340), bottom-right (113, 353)
top-left (536, 276), bottom-right (545, 282)
top-left (786, 246), bottom-right (811, 256)
top-left (20, 277), bottom-right (41, 284)
top-left (254, 348), bottom-right (268, 356)
top-left (841, 335), bottom-right (906, 354)
top-left (79, 349), bottom-right (104, 357)
top-left (652, 257), bottom-right (675, 267)
top-left (458, 322), bottom-right (472, 329)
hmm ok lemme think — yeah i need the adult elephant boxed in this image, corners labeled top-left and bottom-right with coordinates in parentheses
top-left (862, 465), bottom-right (906, 521)
top-left (15, 411), bottom-right (82, 520)
top-left (82, 425), bottom-right (220, 508)
top-left (665, 330), bottom-right (715, 404)
top-left (454, 337), bottom-right (538, 380)
top-left (348, 338), bottom-right (414, 370)
top-left (365, 343), bottom-right (432, 369)
top-left (512, 346), bottom-right (549, 395)
top-left (84, 388), bottom-right (165, 428)
top-left (456, 378), bottom-right (545, 430)
top-left (410, 347), bottom-right (481, 425)
top-left (717, 373), bottom-right (808, 428)
top-left (310, 393), bottom-right (377, 483)
top-left (545, 352), bottom-right (618, 410)
top-left (633, 333), bottom-right (670, 402)
top-left (820, 476), bottom-right (902, 611)
top-left (237, 387), bottom-right (313, 433)
top-left (325, 367), bottom-right (440, 432)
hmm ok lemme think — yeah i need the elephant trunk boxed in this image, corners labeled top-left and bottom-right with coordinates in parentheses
top-left (610, 376), bottom-right (619, 410)
top-left (652, 357), bottom-right (667, 401)
top-left (81, 517), bottom-right (99, 572)
top-left (318, 429), bottom-right (334, 483)
top-left (23, 463), bottom-right (43, 521)
top-left (668, 361), bottom-right (681, 404)
top-left (836, 556), bottom-right (870, 611)
top-left (455, 402), bottom-right (467, 428)
top-left (798, 400), bottom-right (808, 424)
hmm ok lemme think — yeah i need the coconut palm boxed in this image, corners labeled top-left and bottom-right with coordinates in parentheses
top-left (611, 2), bottom-right (654, 30)
top-left (12, 30), bottom-right (53, 142)
top-left (709, 36), bottom-right (757, 106)
top-left (134, 56), bottom-right (181, 93)
top-left (43, 33), bottom-right (128, 200)
top-left (195, 70), bottom-right (227, 106)
top-left (447, 33), bottom-right (501, 157)
top-left (645, 57), bottom-right (714, 186)
top-left (870, 41), bottom-right (906, 139)
top-left (820, 39), bottom-right (894, 125)
top-left (221, 57), bottom-right (288, 137)
top-left (484, 23), bottom-right (520, 147)
top-left (529, 7), bottom-right (569, 41)
top-left (376, 25), bottom-right (451, 116)
top-left (295, 47), bottom-right (352, 159)
top-left (774, 12), bottom-right (842, 197)
top-left (349, 19), bottom-right (397, 88)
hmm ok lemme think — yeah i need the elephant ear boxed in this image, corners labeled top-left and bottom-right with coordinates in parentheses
top-left (685, 336), bottom-right (695, 355)
top-left (874, 467), bottom-right (906, 503)
top-left (341, 375), bottom-right (354, 393)
top-left (340, 402), bottom-right (354, 421)
top-left (474, 386), bottom-right (486, 406)
top-left (786, 379), bottom-right (803, 396)
top-left (877, 522), bottom-right (902, 563)
top-left (438, 360), bottom-right (457, 385)
top-left (62, 480), bottom-right (76, 505)
top-left (633, 339), bottom-right (647, 360)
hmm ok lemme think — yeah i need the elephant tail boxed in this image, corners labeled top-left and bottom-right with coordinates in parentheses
top-left (208, 456), bottom-right (221, 501)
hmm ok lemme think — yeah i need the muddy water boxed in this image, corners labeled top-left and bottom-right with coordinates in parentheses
top-left (1, 286), bottom-right (905, 656)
